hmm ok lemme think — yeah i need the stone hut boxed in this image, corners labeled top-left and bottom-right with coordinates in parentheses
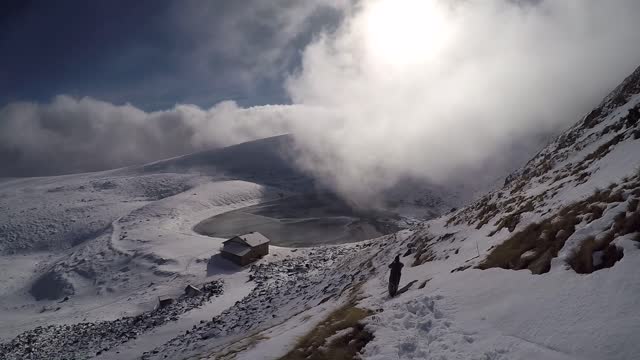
top-left (220, 232), bottom-right (270, 266)
top-left (184, 284), bottom-right (202, 297)
top-left (157, 295), bottom-right (173, 309)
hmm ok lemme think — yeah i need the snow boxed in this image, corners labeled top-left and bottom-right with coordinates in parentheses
top-left (358, 235), bottom-right (640, 360)
top-left (2, 69), bottom-right (640, 359)
top-left (94, 273), bottom-right (253, 360)
top-left (232, 232), bottom-right (271, 247)
top-left (232, 300), bottom-right (342, 360)
top-left (0, 137), bottom-right (307, 352)
top-left (323, 327), bottom-right (354, 346)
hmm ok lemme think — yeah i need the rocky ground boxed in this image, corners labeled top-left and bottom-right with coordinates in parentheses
top-left (142, 242), bottom-right (379, 360)
top-left (0, 280), bottom-right (224, 360)
top-left (0, 241), bottom-right (379, 360)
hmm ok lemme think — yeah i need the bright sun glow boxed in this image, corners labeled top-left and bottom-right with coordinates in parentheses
top-left (363, 0), bottom-right (453, 67)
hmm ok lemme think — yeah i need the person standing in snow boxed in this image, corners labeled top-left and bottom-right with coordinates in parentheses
top-left (388, 255), bottom-right (404, 297)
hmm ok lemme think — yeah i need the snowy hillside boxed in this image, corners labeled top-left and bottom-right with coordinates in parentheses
top-left (185, 63), bottom-right (640, 360)
top-left (136, 63), bottom-right (638, 359)
top-left (2, 64), bottom-right (640, 359)
top-left (0, 132), bottom-right (453, 358)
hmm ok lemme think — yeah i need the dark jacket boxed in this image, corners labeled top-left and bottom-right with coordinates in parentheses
top-left (389, 258), bottom-right (404, 285)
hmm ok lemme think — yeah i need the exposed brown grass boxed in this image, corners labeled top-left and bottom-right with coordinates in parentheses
top-left (279, 301), bottom-right (373, 360)
top-left (478, 186), bottom-right (629, 275)
top-left (490, 201), bottom-right (535, 235)
top-left (612, 208), bottom-right (640, 239)
top-left (568, 236), bottom-right (598, 274)
top-left (625, 106), bottom-right (639, 128)
top-left (583, 108), bottom-right (602, 129)
top-left (412, 235), bottom-right (436, 266)
top-left (576, 171), bottom-right (591, 184)
top-left (475, 202), bottom-right (499, 229)
top-left (510, 180), bottom-right (527, 195)
top-left (478, 214), bottom-right (579, 274)
top-left (569, 233), bottom-right (623, 274)
top-left (445, 215), bottom-right (459, 226)
top-left (584, 134), bottom-right (624, 162)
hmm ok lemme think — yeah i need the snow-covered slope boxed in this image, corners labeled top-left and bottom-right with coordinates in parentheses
top-left (118, 64), bottom-right (639, 360)
top-left (2, 65), bottom-right (639, 360)
top-left (136, 134), bottom-right (313, 191)
top-left (0, 132), bottom-right (454, 358)
top-left (348, 64), bottom-right (640, 360)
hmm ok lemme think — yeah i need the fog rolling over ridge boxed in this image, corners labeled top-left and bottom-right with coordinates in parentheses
top-left (2, 0), bottom-right (640, 206)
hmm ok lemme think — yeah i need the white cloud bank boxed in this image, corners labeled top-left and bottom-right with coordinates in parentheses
top-left (0, 96), bottom-right (300, 176)
top-left (285, 0), bottom-right (640, 201)
top-left (2, 0), bottom-right (640, 204)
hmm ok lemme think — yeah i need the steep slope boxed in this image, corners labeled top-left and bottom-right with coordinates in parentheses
top-left (163, 64), bottom-right (640, 360)
top-left (352, 64), bottom-right (640, 359)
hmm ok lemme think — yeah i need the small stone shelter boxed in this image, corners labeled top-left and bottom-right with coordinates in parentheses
top-left (220, 232), bottom-right (270, 266)
top-left (184, 284), bottom-right (202, 297)
top-left (156, 295), bottom-right (174, 309)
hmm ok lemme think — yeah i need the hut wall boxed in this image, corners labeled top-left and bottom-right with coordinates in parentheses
top-left (253, 243), bottom-right (269, 257)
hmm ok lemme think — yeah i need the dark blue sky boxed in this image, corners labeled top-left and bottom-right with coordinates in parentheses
top-left (0, 0), bottom-right (343, 110)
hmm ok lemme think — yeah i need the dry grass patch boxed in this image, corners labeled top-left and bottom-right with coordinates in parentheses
top-left (612, 207), bottom-right (640, 238)
top-left (279, 301), bottom-right (373, 360)
top-left (568, 233), bottom-right (623, 274)
top-left (584, 134), bottom-right (624, 162)
top-left (490, 201), bottom-right (535, 235)
top-left (478, 214), bottom-right (578, 274)
top-left (411, 236), bottom-right (436, 266)
top-left (583, 108), bottom-right (603, 129)
top-left (626, 106), bottom-right (640, 127)
top-left (479, 187), bottom-right (628, 274)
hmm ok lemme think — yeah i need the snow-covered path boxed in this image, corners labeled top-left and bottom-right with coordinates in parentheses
top-left (357, 233), bottom-right (640, 360)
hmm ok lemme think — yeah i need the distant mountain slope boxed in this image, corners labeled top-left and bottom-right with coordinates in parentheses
top-left (0, 134), bottom-right (463, 255)
top-left (0, 135), bottom-right (304, 255)
top-left (136, 134), bottom-right (314, 192)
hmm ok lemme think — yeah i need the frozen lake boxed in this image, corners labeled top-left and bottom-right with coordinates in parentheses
top-left (194, 194), bottom-right (399, 247)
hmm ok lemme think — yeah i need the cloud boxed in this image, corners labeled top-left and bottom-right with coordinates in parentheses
top-left (0, 96), bottom-right (300, 177)
top-left (283, 0), bottom-right (640, 203)
top-left (168, 0), bottom-right (350, 104)
top-left (2, 0), bottom-right (640, 208)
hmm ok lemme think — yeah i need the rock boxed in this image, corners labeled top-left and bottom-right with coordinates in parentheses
top-left (30, 271), bottom-right (75, 301)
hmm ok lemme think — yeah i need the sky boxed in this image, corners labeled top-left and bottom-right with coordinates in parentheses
top-left (2, 0), bottom-right (640, 205)
top-left (0, 0), bottom-right (344, 109)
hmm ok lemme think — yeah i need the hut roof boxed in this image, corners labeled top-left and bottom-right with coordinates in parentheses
top-left (223, 232), bottom-right (270, 248)
top-left (222, 241), bottom-right (252, 257)
top-left (184, 284), bottom-right (202, 296)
